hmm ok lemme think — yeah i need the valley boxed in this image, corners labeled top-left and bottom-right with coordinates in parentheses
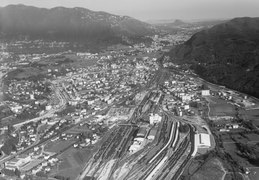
top-left (0, 4), bottom-right (259, 180)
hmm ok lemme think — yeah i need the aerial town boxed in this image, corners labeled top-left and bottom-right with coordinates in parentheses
top-left (0, 10), bottom-right (259, 180)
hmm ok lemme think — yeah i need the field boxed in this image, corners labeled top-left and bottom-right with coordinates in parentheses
top-left (207, 97), bottom-right (236, 117)
top-left (59, 157), bottom-right (72, 170)
top-left (188, 158), bottom-right (225, 180)
top-left (223, 143), bottom-right (254, 167)
top-left (54, 147), bottom-right (94, 180)
top-left (65, 54), bottom-right (97, 67)
top-left (239, 109), bottom-right (259, 127)
top-left (73, 149), bottom-right (92, 165)
top-left (6, 67), bottom-right (44, 80)
top-left (45, 139), bottom-right (75, 153)
top-left (66, 125), bottom-right (91, 134)
top-left (220, 132), bottom-right (259, 144)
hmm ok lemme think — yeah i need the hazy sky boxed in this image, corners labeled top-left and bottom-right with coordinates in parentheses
top-left (1, 0), bottom-right (259, 21)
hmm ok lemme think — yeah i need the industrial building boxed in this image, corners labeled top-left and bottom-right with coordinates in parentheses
top-left (192, 133), bottom-right (211, 157)
top-left (4, 156), bottom-right (31, 171)
top-left (137, 127), bottom-right (148, 137)
top-left (147, 128), bottom-right (157, 140)
top-left (195, 133), bottom-right (211, 148)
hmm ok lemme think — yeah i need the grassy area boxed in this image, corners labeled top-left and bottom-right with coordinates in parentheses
top-left (6, 67), bottom-right (45, 80)
top-left (208, 97), bottom-right (236, 117)
top-left (59, 157), bottom-right (72, 170)
top-left (189, 158), bottom-right (225, 180)
top-left (220, 132), bottom-right (259, 143)
top-left (223, 143), bottom-right (254, 167)
top-left (56, 166), bottom-right (82, 180)
top-left (54, 147), bottom-right (94, 180)
top-left (239, 109), bottom-right (259, 126)
top-left (45, 139), bottom-right (75, 153)
top-left (66, 126), bottom-right (91, 134)
top-left (73, 149), bottom-right (92, 165)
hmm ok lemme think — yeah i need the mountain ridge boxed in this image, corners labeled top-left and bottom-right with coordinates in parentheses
top-left (0, 4), bottom-right (156, 44)
top-left (168, 17), bottom-right (259, 98)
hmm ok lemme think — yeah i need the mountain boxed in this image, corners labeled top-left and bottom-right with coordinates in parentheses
top-left (169, 17), bottom-right (259, 98)
top-left (0, 4), bottom-right (156, 44)
top-left (147, 19), bottom-right (187, 25)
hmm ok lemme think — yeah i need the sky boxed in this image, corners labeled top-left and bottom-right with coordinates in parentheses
top-left (0, 0), bottom-right (259, 21)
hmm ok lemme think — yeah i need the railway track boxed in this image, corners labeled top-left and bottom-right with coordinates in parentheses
top-left (171, 125), bottom-right (195, 180)
top-left (158, 137), bottom-right (190, 180)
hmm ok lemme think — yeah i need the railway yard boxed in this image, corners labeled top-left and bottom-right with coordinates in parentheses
top-left (75, 68), bottom-right (214, 180)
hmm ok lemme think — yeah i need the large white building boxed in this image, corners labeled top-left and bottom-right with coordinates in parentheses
top-left (192, 133), bottom-right (211, 157)
top-left (5, 156), bottom-right (31, 171)
top-left (195, 133), bottom-right (211, 148)
top-left (201, 90), bottom-right (210, 96)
